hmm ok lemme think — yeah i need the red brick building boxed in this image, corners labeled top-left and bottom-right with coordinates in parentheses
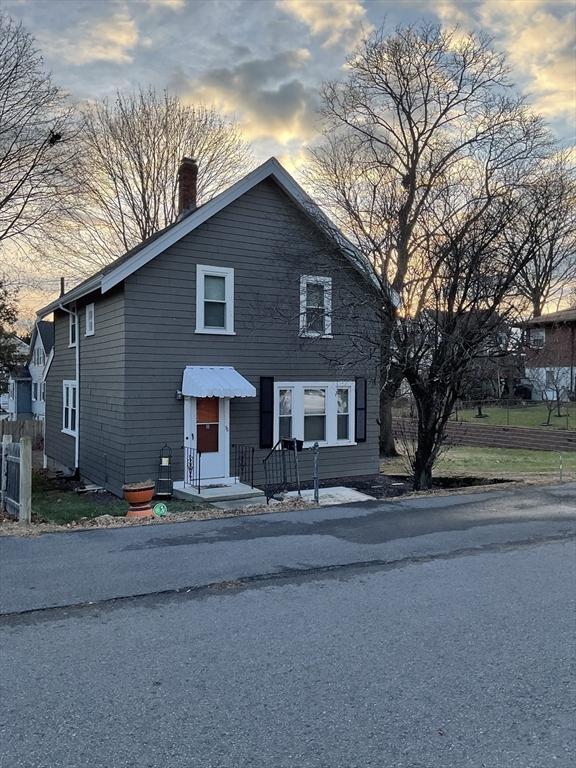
top-left (524, 307), bottom-right (576, 400)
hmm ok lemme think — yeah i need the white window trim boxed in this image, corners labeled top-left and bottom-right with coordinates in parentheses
top-left (32, 382), bottom-right (38, 401)
top-left (85, 303), bottom-right (95, 336)
top-left (274, 381), bottom-right (355, 448)
top-left (299, 275), bottom-right (332, 339)
top-left (62, 380), bottom-right (78, 437)
top-left (68, 312), bottom-right (77, 348)
top-left (195, 264), bottom-right (235, 335)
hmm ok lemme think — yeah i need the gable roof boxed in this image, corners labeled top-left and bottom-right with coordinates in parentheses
top-left (35, 320), bottom-right (54, 354)
top-left (37, 157), bottom-right (372, 317)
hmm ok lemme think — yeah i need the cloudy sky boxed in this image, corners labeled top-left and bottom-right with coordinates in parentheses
top-left (4, 0), bottom-right (575, 316)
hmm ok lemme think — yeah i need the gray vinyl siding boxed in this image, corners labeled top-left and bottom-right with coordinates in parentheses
top-left (45, 292), bottom-right (126, 493)
top-left (77, 289), bottom-right (126, 495)
top-left (122, 178), bottom-right (379, 487)
top-left (45, 309), bottom-right (76, 472)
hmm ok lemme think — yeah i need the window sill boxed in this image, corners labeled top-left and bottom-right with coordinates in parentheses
top-left (287, 440), bottom-right (357, 449)
top-left (299, 332), bottom-right (333, 339)
top-left (61, 428), bottom-right (77, 438)
top-left (85, 331), bottom-right (94, 338)
top-left (68, 343), bottom-right (77, 349)
top-left (195, 328), bottom-right (236, 336)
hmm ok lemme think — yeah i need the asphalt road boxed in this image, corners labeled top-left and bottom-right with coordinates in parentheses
top-left (1, 484), bottom-right (575, 767)
top-left (1, 483), bottom-right (575, 614)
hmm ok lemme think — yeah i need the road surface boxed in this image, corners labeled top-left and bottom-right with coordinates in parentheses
top-left (1, 483), bottom-right (575, 767)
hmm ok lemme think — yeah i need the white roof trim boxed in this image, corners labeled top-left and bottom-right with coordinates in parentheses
top-left (181, 366), bottom-right (256, 399)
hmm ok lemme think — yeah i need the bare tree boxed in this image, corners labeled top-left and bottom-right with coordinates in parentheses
top-left (0, 13), bottom-right (76, 250)
top-left (306, 23), bottom-right (551, 486)
top-left (0, 277), bottom-right (23, 392)
top-left (510, 154), bottom-right (576, 317)
top-left (45, 88), bottom-right (253, 273)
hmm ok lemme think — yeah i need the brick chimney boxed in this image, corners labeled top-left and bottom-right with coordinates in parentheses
top-left (178, 157), bottom-right (198, 218)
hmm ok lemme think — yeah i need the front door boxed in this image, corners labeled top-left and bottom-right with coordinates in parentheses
top-left (187, 397), bottom-right (229, 480)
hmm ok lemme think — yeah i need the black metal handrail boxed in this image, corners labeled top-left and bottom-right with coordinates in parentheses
top-left (262, 438), bottom-right (302, 503)
top-left (184, 447), bottom-right (202, 494)
top-left (232, 444), bottom-right (255, 488)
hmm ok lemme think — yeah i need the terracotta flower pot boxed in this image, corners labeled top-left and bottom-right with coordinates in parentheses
top-left (123, 482), bottom-right (155, 518)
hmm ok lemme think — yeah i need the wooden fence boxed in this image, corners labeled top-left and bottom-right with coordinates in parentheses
top-left (1, 436), bottom-right (32, 523)
top-left (393, 418), bottom-right (576, 452)
top-left (0, 420), bottom-right (43, 449)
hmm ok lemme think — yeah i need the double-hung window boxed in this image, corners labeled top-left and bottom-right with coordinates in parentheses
top-left (196, 265), bottom-right (235, 334)
top-left (278, 388), bottom-right (293, 439)
top-left (69, 312), bottom-right (77, 347)
top-left (32, 382), bottom-right (38, 401)
top-left (529, 328), bottom-right (545, 348)
top-left (62, 380), bottom-right (77, 436)
top-left (300, 276), bottom-right (332, 338)
top-left (85, 303), bottom-right (95, 336)
top-left (274, 382), bottom-right (355, 447)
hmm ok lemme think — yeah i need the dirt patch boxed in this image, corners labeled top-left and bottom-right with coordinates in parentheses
top-left (298, 472), bottom-right (511, 500)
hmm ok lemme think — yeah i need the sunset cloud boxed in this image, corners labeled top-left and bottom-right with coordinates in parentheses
top-left (277, 0), bottom-right (372, 49)
top-left (432, 0), bottom-right (575, 127)
top-left (182, 48), bottom-right (319, 144)
top-left (43, 11), bottom-right (139, 65)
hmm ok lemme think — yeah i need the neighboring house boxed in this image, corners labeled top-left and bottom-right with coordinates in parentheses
top-left (27, 320), bottom-right (54, 420)
top-left (37, 157), bottom-right (380, 497)
top-left (3, 324), bottom-right (54, 421)
top-left (3, 338), bottom-right (31, 421)
top-left (524, 308), bottom-right (576, 401)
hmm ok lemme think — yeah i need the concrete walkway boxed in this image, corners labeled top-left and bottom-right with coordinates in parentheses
top-left (1, 483), bottom-right (575, 615)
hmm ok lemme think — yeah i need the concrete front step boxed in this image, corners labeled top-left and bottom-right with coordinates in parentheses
top-left (173, 481), bottom-right (266, 504)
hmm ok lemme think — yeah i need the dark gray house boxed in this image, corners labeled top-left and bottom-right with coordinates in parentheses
top-left (38, 158), bottom-right (380, 497)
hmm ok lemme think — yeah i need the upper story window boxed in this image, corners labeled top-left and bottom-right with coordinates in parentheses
top-left (195, 265), bottom-right (235, 335)
top-left (69, 312), bottom-right (77, 347)
top-left (274, 381), bottom-right (355, 448)
top-left (300, 276), bottom-right (332, 338)
top-left (85, 303), bottom-right (95, 336)
top-left (529, 328), bottom-right (545, 348)
top-left (32, 382), bottom-right (38, 401)
top-left (62, 380), bottom-right (77, 436)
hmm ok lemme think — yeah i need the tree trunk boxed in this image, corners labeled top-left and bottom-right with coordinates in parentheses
top-left (413, 431), bottom-right (435, 490)
top-left (379, 389), bottom-right (398, 456)
top-left (413, 459), bottom-right (433, 491)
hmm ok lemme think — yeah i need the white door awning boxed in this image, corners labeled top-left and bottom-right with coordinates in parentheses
top-left (181, 366), bottom-right (256, 398)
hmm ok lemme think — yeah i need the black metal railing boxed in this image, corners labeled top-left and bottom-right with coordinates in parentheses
top-left (262, 438), bottom-right (302, 503)
top-left (232, 444), bottom-right (255, 488)
top-left (184, 447), bottom-right (202, 494)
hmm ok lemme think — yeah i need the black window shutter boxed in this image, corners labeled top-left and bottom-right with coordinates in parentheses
top-left (355, 377), bottom-right (367, 443)
top-left (259, 376), bottom-right (274, 449)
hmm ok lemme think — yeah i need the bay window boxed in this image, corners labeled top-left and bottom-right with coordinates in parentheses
top-left (275, 381), bottom-right (355, 447)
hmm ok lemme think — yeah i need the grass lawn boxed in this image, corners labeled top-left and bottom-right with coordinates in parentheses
top-left (381, 445), bottom-right (576, 480)
top-left (452, 402), bottom-right (576, 430)
top-left (31, 473), bottom-right (206, 525)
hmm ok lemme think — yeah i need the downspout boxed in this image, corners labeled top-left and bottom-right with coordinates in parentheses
top-left (58, 303), bottom-right (80, 472)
